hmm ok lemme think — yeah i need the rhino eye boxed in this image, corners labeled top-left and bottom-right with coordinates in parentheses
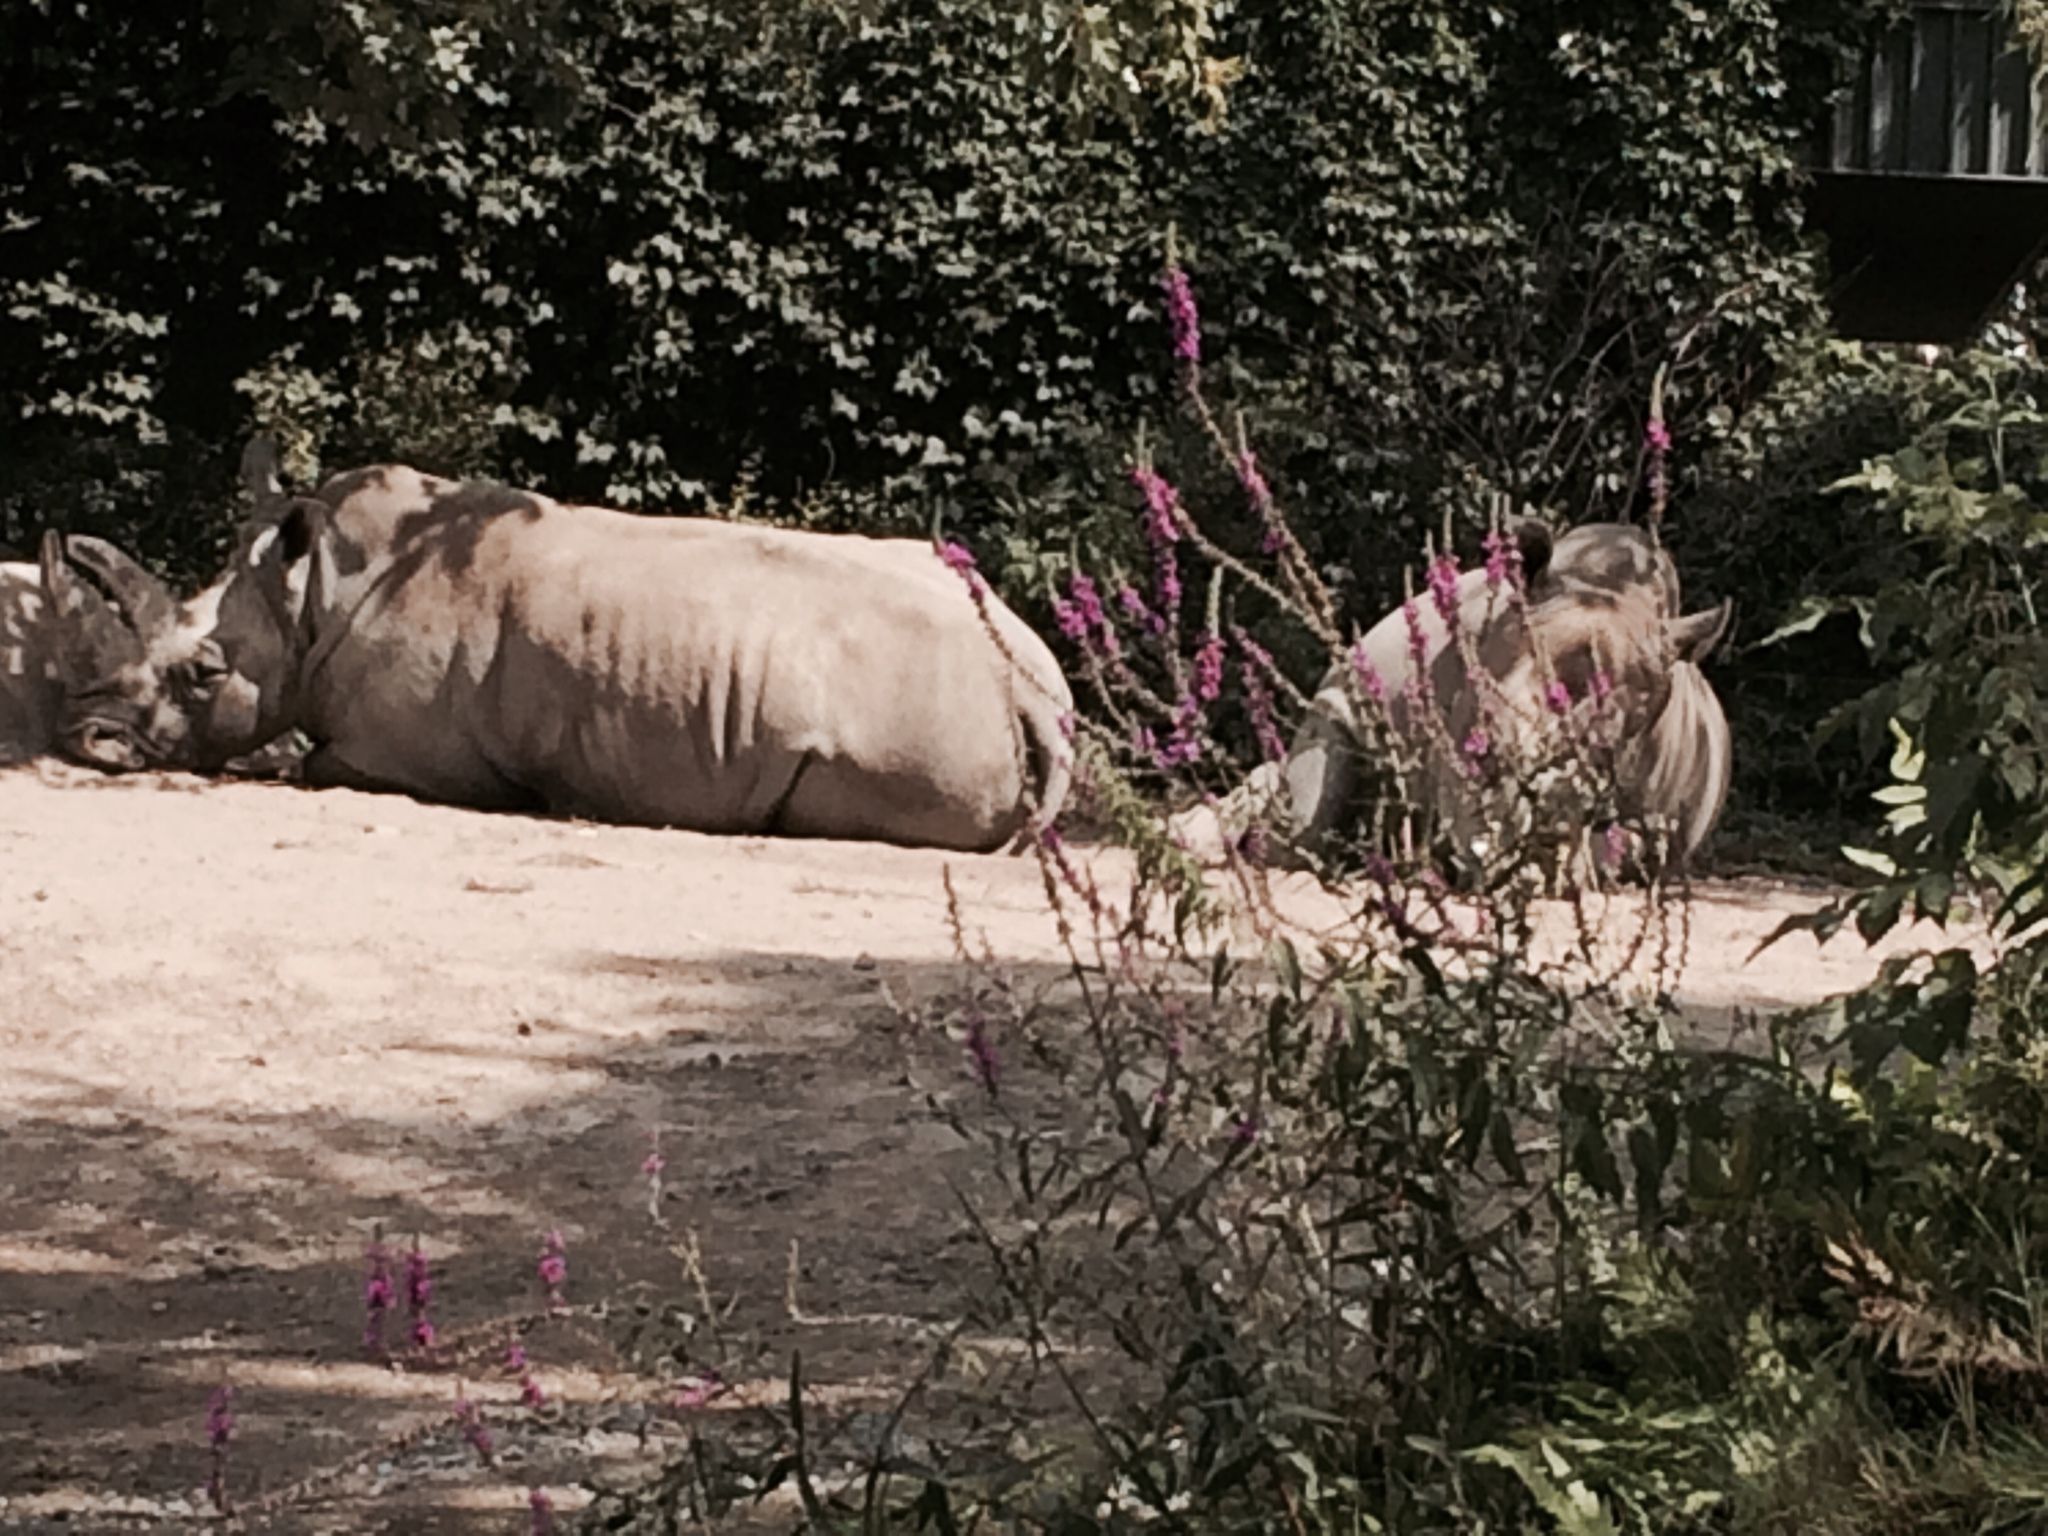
top-left (173, 656), bottom-right (227, 697)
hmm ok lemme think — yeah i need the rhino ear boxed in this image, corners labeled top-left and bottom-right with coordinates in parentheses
top-left (1670, 597), bottom-right (1733, 663)
top-left (246, 498), bottom-right (321, 572)
top-left (1508, 516), bottom-right (1554, 583)
top-left (241, 433), bottom-right (287, 508)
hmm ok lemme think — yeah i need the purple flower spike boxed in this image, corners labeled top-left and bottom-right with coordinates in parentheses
top-left (538, 1230), bottom-right (569, 1312)
top-left (363, 1238), bottom-right (396, 1358)
top-left (1193, 631), bottom-right (1226, 704)
top-left (404, 1241), bottom-right (433, 1314)
top-left (1401, 597), bottom-right (1429, 669)
top-left (936, 539), bottom-right (986, 599)
top-left (1461, 728), bottom-right (1490, 762)
top-left (1599, 823), bottom-right (1631, 870)
top-left (1130, 465), bottom-right (1183, 545)
top-left (404, 1239), bottom-right (435, 1354)
top-left (1237, 449), bottom-right (1285, 553)
top-left (1426, 552), bottom-right (1460, 624)
top-left (530, 1488), bottom-right (557, 1535)
top-left (1646, 418), bottom-right (1672, 454)
top-left (1163, 264), bottom-right (1200, 365)
top-left (1545, 680), bottom-right (1572, 715)
top-left (1349, 642), bottom-right (1386, 704)
top-left (965, 1008), bottom-right (999, 1095)
top-left (1230, 1112), bottom-right (1261, 1146)
top-left (1482, 527), bottom-right (1524, 591)
top-left (204, 1384), bottom-right (235, 1514)
top-left (453, 1387), bottom-right (496, 1466)
top-left (521, 1371), bottom-right (548, 1409)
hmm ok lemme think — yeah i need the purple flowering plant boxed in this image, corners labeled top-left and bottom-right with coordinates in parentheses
top-left (918, 242), bottom-right (1704, 1533)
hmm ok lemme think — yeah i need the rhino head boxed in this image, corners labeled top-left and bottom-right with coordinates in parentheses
top-left (37, 532), bottom-right (197, 771)
top-left (40, 436), bottom-right (323, 772)
top-left (165, 495), bottom-right (326, 767)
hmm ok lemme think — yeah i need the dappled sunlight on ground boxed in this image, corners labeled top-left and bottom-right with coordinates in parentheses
top-left (0, 770), bottom-right (1979, 1528)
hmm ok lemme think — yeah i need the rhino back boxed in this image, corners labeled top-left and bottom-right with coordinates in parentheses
top-left (300, 492), bottom-right (1036, 839)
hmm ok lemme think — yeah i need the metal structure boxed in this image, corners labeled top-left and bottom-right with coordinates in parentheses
top-left (1810, 0), bottom-right (2048, 343)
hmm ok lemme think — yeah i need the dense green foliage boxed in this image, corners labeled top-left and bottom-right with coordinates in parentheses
top-left (4, 0), bottom-right (1877, 599)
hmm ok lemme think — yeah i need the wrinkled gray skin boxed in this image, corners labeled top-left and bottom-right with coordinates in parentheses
top-left (25, 534), bottom-right (189, 770)
top-left (1271, 521), bottom-right (1734, 868)
top-left (53, 459), bottom-right (1075, 852)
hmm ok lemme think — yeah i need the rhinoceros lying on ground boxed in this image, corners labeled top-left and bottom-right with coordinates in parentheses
top-left (43, 462), bottom-right (1074, 852)
top-left (1235, 521), bottom-right (1733, 873)
top-left (3, 536), bottom-right (184, 768)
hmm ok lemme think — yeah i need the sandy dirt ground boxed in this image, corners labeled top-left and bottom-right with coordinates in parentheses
top-left (0, 765), bottom-right (1985, 1532)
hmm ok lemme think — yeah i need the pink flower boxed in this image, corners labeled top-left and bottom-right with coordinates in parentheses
top-left (1192, 631), bottom-right (1225, 704)
top-left (673, 1370), bottom-right (724, 1411)
top-left (404, 1241), bottom-right (433, 1313)
top-left (1237, 450), bottom-right (1284, 552)
top-left (452, 1387), bottom-right (495, 1466)
top-left (537, 1230), bottom-right (568, 1311)
top-left (1230, 1112), bottom-right (1261, 1145)
top-left (964, 1008), bottom-right (999, 1094)
top-left (1233, 631), bottom-right (1288, 763)
top-left (530, 1488), bottom-right (557, 1535)
top-left (1426, 552), bottom-right (1460, 624)
top-left (1646, 418), bottom-right (1672, 454)
top-left (1482, 527), bottom-right (1523, 590)
top-left (1462, 729), bottom-right (1490, 761)
top-left (504, 1338), bottom-right (530, 1374)
top-left (1589, 670), bottom-right (1614, 704)
top-left (404, 1239), bottom-right (435, 1353)
top-left (204, 1384), bottom-right (234, 1514)
top-left (1130, 466), bottom-right (1184, 630)
top-left (1545, 680), bottom-right (1573, 715)
top-left (1402, 597), bottom-right (1429, 669)
top-left (520, 1372), bottom-right (548, 1409)
top-left (1162, 264), bottom-right (1200, 365)
top-left (1349, 644), bottom-right (1387, 704)
top-left (362, 1238), bottom-right (395, 1357)
top-left (1130, 465), bottom-right (1183, 547)
top-left (1055, 573), bottom-right (1121, 658)
top-left (935, 539), bottom-right (985, 597)
top-left (1599, 824), bottom-right (1630, 870)
top-left (1157, 701), bottom-right (1205, 769)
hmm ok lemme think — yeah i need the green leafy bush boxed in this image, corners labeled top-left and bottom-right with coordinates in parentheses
top-left (4, 0), bottom-right (1880, 621)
